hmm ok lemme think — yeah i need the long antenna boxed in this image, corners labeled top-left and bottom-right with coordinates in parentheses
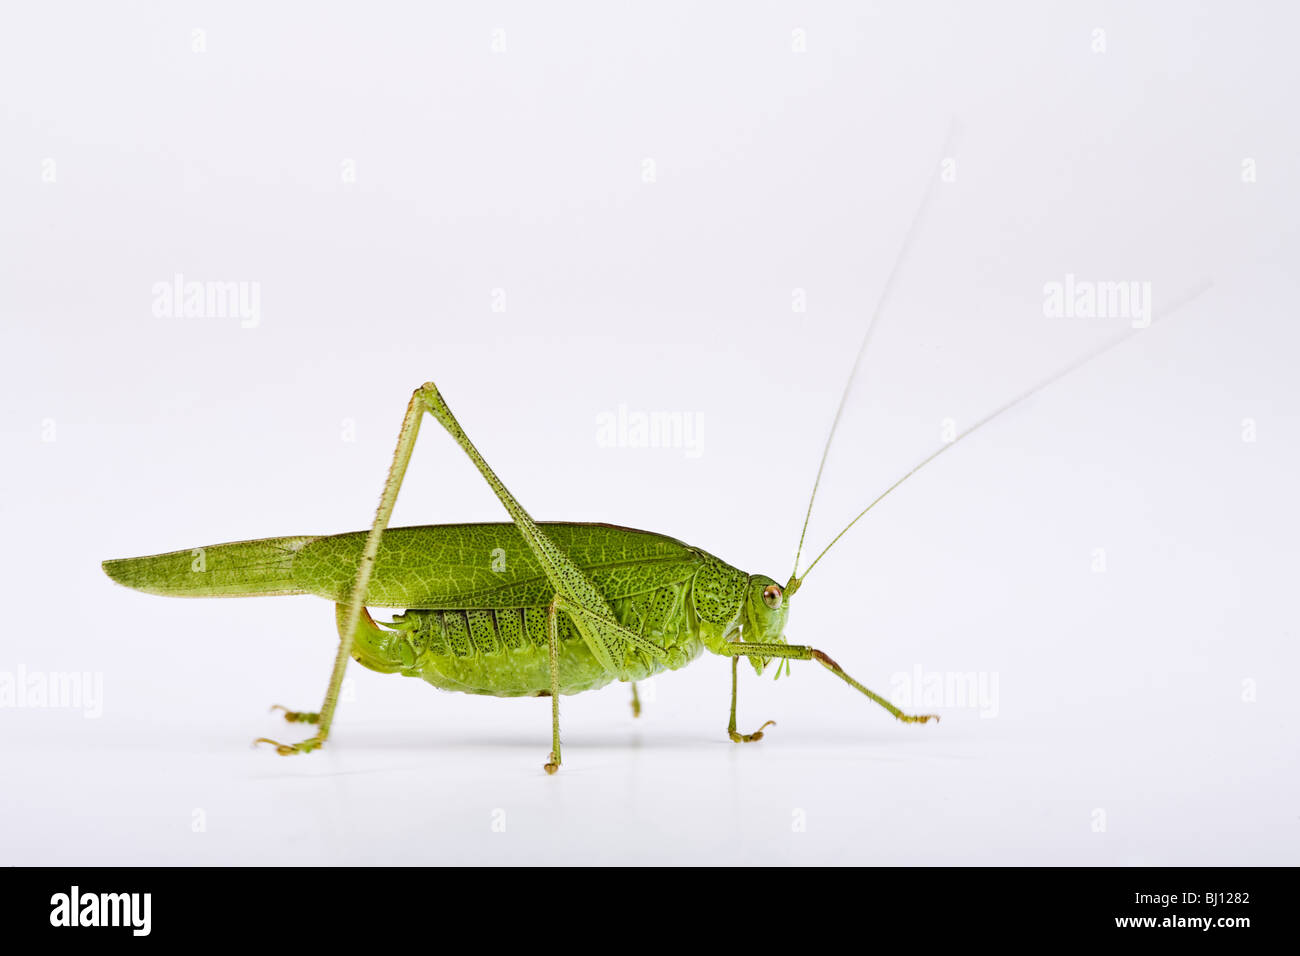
top-left (789, 120), bottom-right (961, 593)
top-left (788, 279), bottom-right (1213, 590)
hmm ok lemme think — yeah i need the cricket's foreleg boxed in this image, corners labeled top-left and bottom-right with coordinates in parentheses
top-left (720, 642), bottom-right (939, 724)
top-left (544, 598), bottom-right (562, 774)
top-left (727, 656), bottom-right (775, 743)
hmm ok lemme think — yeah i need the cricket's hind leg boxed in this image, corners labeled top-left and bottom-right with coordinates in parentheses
top-left (254, 382), bottom-right (665, 765)
top-left (254, 605), bottom-right (391, 756)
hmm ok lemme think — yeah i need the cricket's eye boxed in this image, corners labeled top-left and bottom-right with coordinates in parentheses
top-left (762, 584), bottom-right (783, 609)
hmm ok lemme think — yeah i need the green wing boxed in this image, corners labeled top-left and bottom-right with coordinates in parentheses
top-left (292, 522), bottom-right (706, 609)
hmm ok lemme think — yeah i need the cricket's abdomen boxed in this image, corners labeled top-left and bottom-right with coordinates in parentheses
top-left (349, 578), bottom-right (707, 697)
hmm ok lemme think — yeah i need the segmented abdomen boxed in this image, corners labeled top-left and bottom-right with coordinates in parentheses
top-left (351, 578), bottom-right (707, 698)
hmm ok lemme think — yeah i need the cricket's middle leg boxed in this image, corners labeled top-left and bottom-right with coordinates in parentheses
top-left (544, 598), bottom-right (563, 774)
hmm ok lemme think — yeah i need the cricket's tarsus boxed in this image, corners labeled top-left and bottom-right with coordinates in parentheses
top-left (270, 705), bottom-right (319, 725)
top-left (730, 720), bottom-right (776, 744)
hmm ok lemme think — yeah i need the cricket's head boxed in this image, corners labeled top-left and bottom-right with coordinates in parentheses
top-left (741, 574), bottom-right (790, 675)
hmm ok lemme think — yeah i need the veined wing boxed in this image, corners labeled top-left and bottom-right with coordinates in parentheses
top-left (293, 522), bottom-right (707, 609)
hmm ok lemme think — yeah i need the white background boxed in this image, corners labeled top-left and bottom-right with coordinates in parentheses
top-left (2, 3), bottom-right (1297, 865)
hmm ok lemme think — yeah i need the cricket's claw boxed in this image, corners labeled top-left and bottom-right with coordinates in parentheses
top-left (544, 751), bottom-right (560, 775)
top-left (270, 705), bottom-right (320, 724)
top-left (254, 735), bottom-right (324, 756)
top-left (729, 720), bottom-right (776, 744)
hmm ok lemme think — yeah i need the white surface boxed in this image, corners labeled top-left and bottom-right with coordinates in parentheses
top-left (2, 3), bottom-right (1297, 865)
